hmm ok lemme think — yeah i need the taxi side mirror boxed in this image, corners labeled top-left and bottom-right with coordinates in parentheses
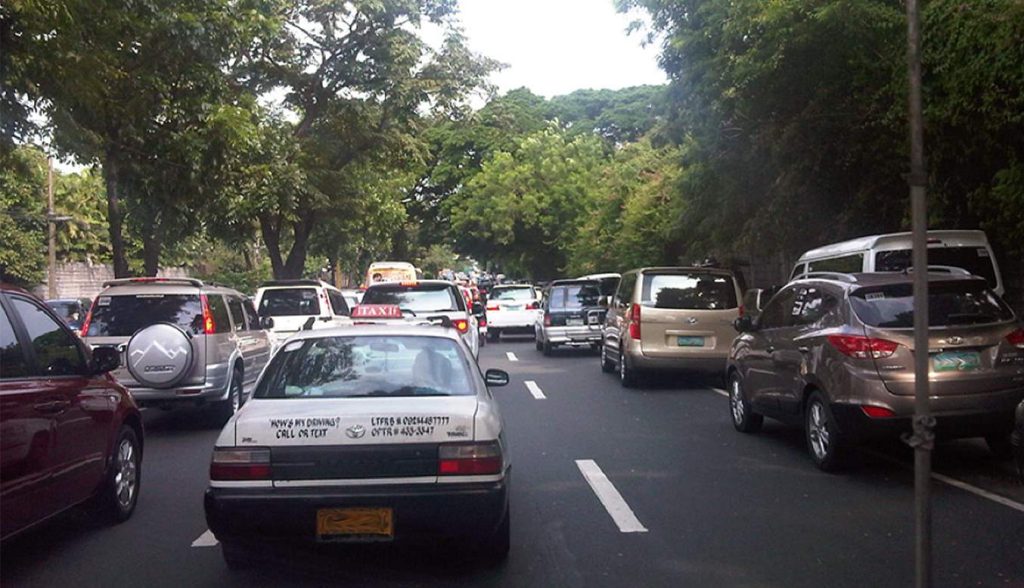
top-left (485, 369), bottom-right (510, 387)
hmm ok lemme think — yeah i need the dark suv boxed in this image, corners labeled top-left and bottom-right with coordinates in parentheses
top-left (728, 272), bottom-right (1024, 471)
top-left (1, 284), bottom-right (143, 541)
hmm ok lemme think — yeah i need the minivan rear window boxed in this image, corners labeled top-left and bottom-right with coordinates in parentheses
top-left (875, 248), bottom-right (998, 289)
top-left (550, 284), bottom-right (600, 310)
top-left (258, 288), bottom-right (321, 317)
top-left (86, 294), bottom-right (203, 337)
top-left (641, 273), bottom-right (737, 310)
top-left (851, 281), bottom-right (1014, 328)
top-left (490, 287), bottom-right (535, 301)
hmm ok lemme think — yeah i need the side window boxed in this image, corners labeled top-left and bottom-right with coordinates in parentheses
top-left (615, 273), bottom-right (637, 309)
top-left (807, 254), bottom-right (864, 274)
top-left (758, 288), bottom-right (797, 330)
top-left (242, 299), bottom-right (260, 330)
top-left (327, 290), bottom-right (349, 316)
top-left (10, 297), bottom-right (85, 376)
top-left (789, 264), bottom-right (806, 281)
top-left (0, 303), bottom-right (30, 378)
top-left (791, 287), bottom-right (834, 326)
top-left (227, 297), bottom-right (246, 332)
top-left (206, 295), bottom-right (232, 334)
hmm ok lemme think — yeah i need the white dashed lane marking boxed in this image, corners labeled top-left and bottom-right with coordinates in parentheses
top-left (524, 380), bottom-right (546, 399)
top-left (191, 530), bottom-right (218, 547)
top-left (575, 459), bottom-right (648, 533)
top-left (506, 352), bottom-right (519, 362)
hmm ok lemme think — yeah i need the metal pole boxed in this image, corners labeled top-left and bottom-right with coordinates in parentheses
top-left (905, 1), bottom-right (934, 587)
top-left (47, 158), bottom-right (57, 299)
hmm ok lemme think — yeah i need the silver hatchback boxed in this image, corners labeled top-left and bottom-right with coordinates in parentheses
top-left (82, 278), bottom-right (272, 420)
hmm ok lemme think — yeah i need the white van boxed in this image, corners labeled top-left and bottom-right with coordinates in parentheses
top-left (791, 230), bottom-right (1004, 295)
top-left (253, 280), bottom-right (352, 347)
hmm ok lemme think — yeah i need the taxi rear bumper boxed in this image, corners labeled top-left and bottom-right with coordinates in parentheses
top-left (205, 476), bottom-right (509, 544)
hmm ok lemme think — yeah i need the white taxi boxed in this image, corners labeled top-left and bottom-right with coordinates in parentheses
top-left (485, 284), bottom-right (541, 341)
top-left (203, 320), bottom-right (511, 569)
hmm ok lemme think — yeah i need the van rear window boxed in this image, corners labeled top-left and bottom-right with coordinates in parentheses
top-left (641, 273), bottom-right (737, 310)
top-left (875, 247), bottom-right (998, 289)
top-left (851, 281), bottom-right (1013, 328)
top-left (258, 288), bottom-right (321, 317)
top-left (550, 284), bottom-right (600, 309)
top-left (86, 294), bottom-right (203, 337)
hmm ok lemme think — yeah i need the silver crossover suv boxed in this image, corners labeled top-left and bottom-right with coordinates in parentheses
top-left (82, 278), bottom-right (272, 420)
top-left (728, 272), bottom-right (1024, 470)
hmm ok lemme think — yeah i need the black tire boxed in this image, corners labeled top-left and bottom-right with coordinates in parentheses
top-left (488, 329), bottom-right (500, 343)
top-left (221, 540), bottom-right (251, 570)
top-left (805, 391), bottom-right (844, 472)
top-left (729, 372), bottom-right (763, 433)
top-left (619, 348), bottom-right (638, 388)
top-left (542, 341), bottom-right (553, 356)
top-left (95, 425), bottom-right (141, 523)
top-left (985, 433), bottom-right (1013, 460)
top-left (213, 368), bottom-right (243, 424)
top-left (478, 506), bottom-right (510, 563)
top-left (600, 344), bottom-right (615, 373)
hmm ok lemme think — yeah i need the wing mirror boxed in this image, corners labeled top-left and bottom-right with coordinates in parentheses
top-left (90, 346), bottom-right (121, 375)
top-left (472, 302), bottom-right (484, 315)
top-left (260, 316), bottom-right (275, 330)
top-left (598, 295), bottom-right (610, 308)
top-left (733, 315), bottom-right (757, 333)
top-left (484, 369), bottom-right (510, 387)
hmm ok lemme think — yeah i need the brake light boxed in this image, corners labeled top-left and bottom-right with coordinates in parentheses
top-left (527, 302), bottom-right (539, 310)
top-left (487, 304), bottom-right (499, 311)
top-left (438, 442), bottom-right (502, 476)
top-left (400, 281), bottom-right (418, 287)
top-left (738, 304), bottom-right (745, 317)
top-left (209, 448), bottom-right (271, 481)
top-left (453, 319), bottom-right (469, 334)
top-left (80, 300), bottom-right (96, 337)
top-left (200, 294), bottom-right (216, 334)
top-left (861, 405), bottom-right (897, 419)
top-left (827, 335), bottom-right (899, 359)
top-left (628, 303), bottom-right (641, 340)
top-left (1006, 328), bottom-right (1024, 348)
top-left (544, 312), bottom-right (551, 326)
top-left (479, 318), bottom-right (487, 327)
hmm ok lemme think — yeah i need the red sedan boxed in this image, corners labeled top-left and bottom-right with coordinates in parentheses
top-left (1, 283), bottom-right (143, 541)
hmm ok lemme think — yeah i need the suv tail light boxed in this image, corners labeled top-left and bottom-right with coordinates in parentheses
top-left (628, 303), bottom-right (641, 340)
top-left (210, 448), bottom-right (271, 480)
top-left (1006, 328), bottom-right (1024, 348)
top-left (452, 318), bottom-right (469, 334)
top-left (438, 442), bottom-right (502, 476)
top-left (80, 300), bottom-right (96, 337)
top-left (827, 335), bottom-right (899, 359)
top-left (200, 294), bottom-right (216, 334)
top-left (544, 312), bottom-right (551, 326)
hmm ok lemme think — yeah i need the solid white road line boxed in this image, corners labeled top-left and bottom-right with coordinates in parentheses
top-left (575, 459), bottom-right (648, 533)
top-left (710, 387), bottom-right (729, 398)
top-left (191, 530), bottom-right (219, 548)
top-left (525, 380), bottom-right (546, 399)
top-left (865, 450), bottom-right (1024, 514)
top-left (506, 352), bottom-right (519, 362)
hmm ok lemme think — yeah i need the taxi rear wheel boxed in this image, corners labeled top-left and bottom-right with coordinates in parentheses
top-left (478, 507), bottom-right (510, 562)
top-left (600, 344), bottom-right (615, 373)
top-left (213, 368), bottom-right (243, 424)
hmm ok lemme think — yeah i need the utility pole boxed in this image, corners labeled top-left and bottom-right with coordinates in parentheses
top-left (47, 158), bottom-right (57, 299)
top-left (905, 1), bottom-right (934, 587)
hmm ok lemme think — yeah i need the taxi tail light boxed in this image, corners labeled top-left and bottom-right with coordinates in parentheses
top-left (827, 334), bottom-right (898, 359)
top-left (80, 299), bottom-right (96, 337)
top-left (438, 442), bottom-right (502, 476)
top-left (210, 448), bottom-right (271, 481)
top-left (200, 294), bottom-right (216, 335)
top-left (1006, 328), bottom-right (1024, 348)
top-left (486, 304), bottom-right (499, 311)
top-left (628, 304), bottom-right (642, 340)
top-left (453, 319), bottom-right (470, 334)
top-left (861, 405), bottom-right (897, 419)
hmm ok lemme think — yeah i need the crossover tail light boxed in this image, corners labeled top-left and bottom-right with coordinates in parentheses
top-left (438, 442), bottom-right (502, 476)
top-left (861, 405), bottom-right (897, 419)
top-left (1006, 328), bottom-right (1024, 348)
top-left (210, 448), bottom-right (271, 481)
top-left (827, 334), bottom-right (898, 359)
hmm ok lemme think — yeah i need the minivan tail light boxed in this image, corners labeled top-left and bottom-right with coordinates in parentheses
top-left (827, 335), bottom-right (899, 359)
top-left (210, 448), bottom-right (271, 480)
top-left (200, 294), bottom-right (216, 334)
top-left (438, 442), bottom-right (502, 476)
top-left (1006, 328), bottom-right (1024, 348)
top-left (453, 319), bottom-right (469, 334)
top-left (628, 303), bottom-right (641, 340)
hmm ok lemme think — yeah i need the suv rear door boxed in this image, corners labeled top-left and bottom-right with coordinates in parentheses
top-left (637, 270), bottom-right (741, 358)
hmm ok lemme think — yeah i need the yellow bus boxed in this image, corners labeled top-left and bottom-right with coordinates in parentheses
top-left (364, 261), bottom-right (419, 288)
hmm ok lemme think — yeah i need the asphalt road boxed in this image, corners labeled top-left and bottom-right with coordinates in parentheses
top-left (3, 337), bottom-right (1023, 587)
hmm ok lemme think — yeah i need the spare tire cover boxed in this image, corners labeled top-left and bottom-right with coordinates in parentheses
top-left (126, 323), bottom-right (194, 389)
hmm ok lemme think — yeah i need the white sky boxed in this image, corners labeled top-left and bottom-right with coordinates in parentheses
top-left (456, 0), bottom-right (665, 97)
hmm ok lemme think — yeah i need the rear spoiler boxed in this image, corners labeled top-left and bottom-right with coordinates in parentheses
top-left (102, 277), bottom-right (204, 288)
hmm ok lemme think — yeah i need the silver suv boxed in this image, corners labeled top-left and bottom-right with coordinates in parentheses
top-left (82, 278), bottom-right (272, 420)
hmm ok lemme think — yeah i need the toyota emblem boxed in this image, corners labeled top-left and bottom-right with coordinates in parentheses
top-left (946, 336), bottom-right (964, 346)
top-left (346, 425), bottom-right (366, 439)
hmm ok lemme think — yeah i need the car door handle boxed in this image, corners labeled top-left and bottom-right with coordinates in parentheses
top-left (34, 400), bottom-right (70, 414)
top-left (766, 346), bottom-right (775, 353)
top-left (798, 346), bottom-right (810, 353)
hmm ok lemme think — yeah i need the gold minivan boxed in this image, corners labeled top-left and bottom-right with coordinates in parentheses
top-left (600, 267), bottom-right (744, 387)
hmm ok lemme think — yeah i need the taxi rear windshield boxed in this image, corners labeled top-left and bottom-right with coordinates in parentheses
top-left (360, 284), bottom-right (463, 313)
top-left (641, 273), bottom-right (737, 310)
top-left (254, 336), bottom-right (474, 399)
top-left (258, 288), bottom-right (321, 316)
top-left (850, 281), bottom-right (1014, 328)
top-left (85, 294), bottom-right (203, 337)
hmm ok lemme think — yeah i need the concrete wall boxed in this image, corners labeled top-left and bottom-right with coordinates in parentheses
top-left (34, 262), bottom-right (192, 300)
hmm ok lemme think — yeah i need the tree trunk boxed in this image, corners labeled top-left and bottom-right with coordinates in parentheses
top-left (102, 151), bottom-right (130, 278)
top-left (142, 232), bottom-right (162, 277)
top-left (282, 213), bottom-right (315, 279)
top-left (260, 213), bottom-right (285, 278)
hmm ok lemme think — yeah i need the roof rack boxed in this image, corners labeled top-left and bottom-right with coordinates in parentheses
top-left (902, 265), bottom-right (974, 276)
top-left (102, 277), bottom-right (204, 288)
top-left (801, 272), bottom-right (859, 283)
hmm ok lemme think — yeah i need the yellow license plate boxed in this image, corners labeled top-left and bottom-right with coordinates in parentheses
top-left (316, 507), bottom-right (393, 540)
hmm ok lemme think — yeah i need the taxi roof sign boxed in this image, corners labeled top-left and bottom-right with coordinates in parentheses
top-left (351, 304), bottom-right (404, 319)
